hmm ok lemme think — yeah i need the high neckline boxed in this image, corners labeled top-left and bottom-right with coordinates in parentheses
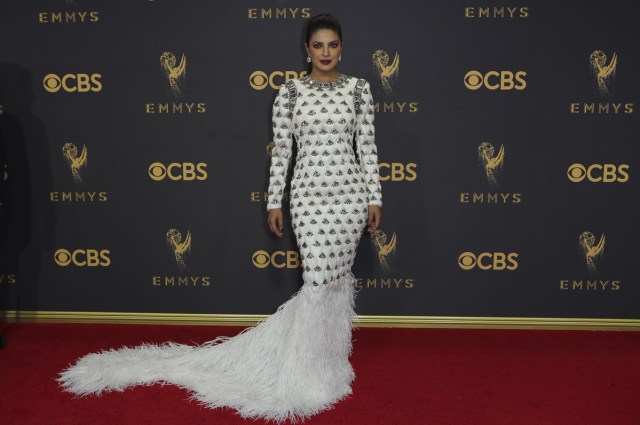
top-left (301, 73), bottom-right (348, 89)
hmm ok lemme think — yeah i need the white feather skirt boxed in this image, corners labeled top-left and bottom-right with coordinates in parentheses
top-left (57, 272), bottom-right (359, 423)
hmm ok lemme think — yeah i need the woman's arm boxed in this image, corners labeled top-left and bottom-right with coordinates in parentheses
top-left (266, 83), bottom-right (294, 211)
top-left (354, 79), bottom-right (383, 208)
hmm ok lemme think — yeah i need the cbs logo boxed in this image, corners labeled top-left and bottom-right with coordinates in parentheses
top-left (43, 73), bottom-right (103, 93)
top-left (458, 252), bottom-right (518, 270)
top-left (252, 250), bottom-right (301, 268)
top-left (249, 70), bottom-right (308, 90)
top-left (54, 249), bottom-right (111, 267)
top-left (148, 162), bottom-right (208, 181)
top-left (464, 70), bottom-right (527, 91)
top-left (379, 162), bottom-right (417, 181)
top-left (567, 163), bottom-right (629, 183)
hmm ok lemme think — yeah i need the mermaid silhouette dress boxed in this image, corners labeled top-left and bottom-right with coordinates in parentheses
top-left (57, 73), bottom-right (383, 423)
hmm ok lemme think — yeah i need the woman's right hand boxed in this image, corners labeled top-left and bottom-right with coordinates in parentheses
top-left (267, 208), bottom-right (284, 237)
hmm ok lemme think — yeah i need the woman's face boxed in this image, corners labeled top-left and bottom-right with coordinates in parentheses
top-left (306, 29), bottom-right (342, 73)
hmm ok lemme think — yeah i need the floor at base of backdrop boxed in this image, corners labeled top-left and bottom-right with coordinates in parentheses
top-left (0, 322), bottom-right (638, 425)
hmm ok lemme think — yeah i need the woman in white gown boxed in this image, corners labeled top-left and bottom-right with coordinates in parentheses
top-left (57, 13), bottom-right (383, 423)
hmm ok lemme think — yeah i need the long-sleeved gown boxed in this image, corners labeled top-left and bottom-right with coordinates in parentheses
top-left (57, 73), bottom-right (383, 423)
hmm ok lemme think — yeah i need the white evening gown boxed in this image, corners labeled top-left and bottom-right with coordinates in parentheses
top-left (57, 73), bottom-right (383, 423)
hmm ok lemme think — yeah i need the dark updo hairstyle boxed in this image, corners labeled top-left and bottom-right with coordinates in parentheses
top-left (304, 14), bottom-right (343, 74)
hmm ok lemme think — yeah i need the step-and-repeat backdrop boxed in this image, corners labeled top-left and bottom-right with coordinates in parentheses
top-left (0, 1), bottom-right (638, 321)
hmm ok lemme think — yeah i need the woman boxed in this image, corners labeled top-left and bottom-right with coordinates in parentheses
top-left (57, 13), bottom-right (382, 423)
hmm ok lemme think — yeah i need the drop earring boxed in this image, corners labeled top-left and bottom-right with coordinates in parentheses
top-left (339, 54), bottom-right (342, 62)
top-left (307, 55), bottom-right (311, 63)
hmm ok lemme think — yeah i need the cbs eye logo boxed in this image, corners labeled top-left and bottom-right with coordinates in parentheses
top-left (464, 70), bottom-right (527, 91)
top-left (252, 250), bottom-right (301, 268)
top-left (43, 73), bottom-right (103, 93)
top-left (148, 162), bottom-right (208, 181)
top-left (458, 251), bottom-right (518, 271)
top-left (249, 70), bottom-right (307, 90)
top-left (567, 163), bottom-right (629, 183)
top-left (54, 249), bottom-right (111, 267)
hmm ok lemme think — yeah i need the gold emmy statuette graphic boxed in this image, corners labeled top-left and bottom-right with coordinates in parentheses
top-left (62, 142), bottom-right (87, 185)
top-left (167, 229), bottom-right (192, 270)
top-left (478, 142), bottom-right (504, 185)
top-left (371, 230), bottom-right (397, 272)
top-left (373, 50), bottom-right (399, 95)
top-left (590, 50), bottom-right (617, 97)
top-left (160, 52), bottom-right (187, 96)
top-left (579, 231), bottom-right (605, 274)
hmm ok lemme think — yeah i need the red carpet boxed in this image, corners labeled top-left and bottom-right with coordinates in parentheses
top-left (0, 322), bottom-right (639, 425)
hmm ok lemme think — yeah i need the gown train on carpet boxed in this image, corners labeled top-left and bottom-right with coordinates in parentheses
top-left (57, 272), bottom-right (360, 423)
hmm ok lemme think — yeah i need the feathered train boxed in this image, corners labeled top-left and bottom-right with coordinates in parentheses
top-left (57, 272), bottom-right (360, 423)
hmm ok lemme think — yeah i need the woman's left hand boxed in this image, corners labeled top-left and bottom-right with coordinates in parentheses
top-left (367, 205), bottom-right (382, 233)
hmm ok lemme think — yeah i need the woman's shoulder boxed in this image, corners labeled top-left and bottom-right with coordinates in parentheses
top-left (344, 75), bottom-right (372, 93)
top-left (340, 73), bottom-right (367, 83)
top-left (277, 78), bottom-right (298, 95)
top-left (346, 74), bottom-right (364, 80)
top-left (344, 76), bottom-right (370, 96)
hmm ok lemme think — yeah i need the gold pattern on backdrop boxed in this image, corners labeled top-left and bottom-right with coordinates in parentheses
top-left (160, 52), bottom-right (187, 96)
top-left (579, 231), bottom-right (605, 274)
top-left (590, 50), bottom-right (617, 97)
top-left (62, 143), bottom-right (87, 185)
top-left (373, 50), bottom-right (399, 95)
top-left (371, 230), bottom-right (397, 272)
top-left (478, 142), bottom-right (504, 186)
top-left (167, 229), bottom-right (192, 271)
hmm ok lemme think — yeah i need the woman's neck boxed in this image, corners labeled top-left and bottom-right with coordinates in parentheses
top-left (308, 70), bottom-right (341, 83)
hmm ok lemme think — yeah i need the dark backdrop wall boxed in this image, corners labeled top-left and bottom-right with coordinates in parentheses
top-left (0, 0), bottom-right (638, 326)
